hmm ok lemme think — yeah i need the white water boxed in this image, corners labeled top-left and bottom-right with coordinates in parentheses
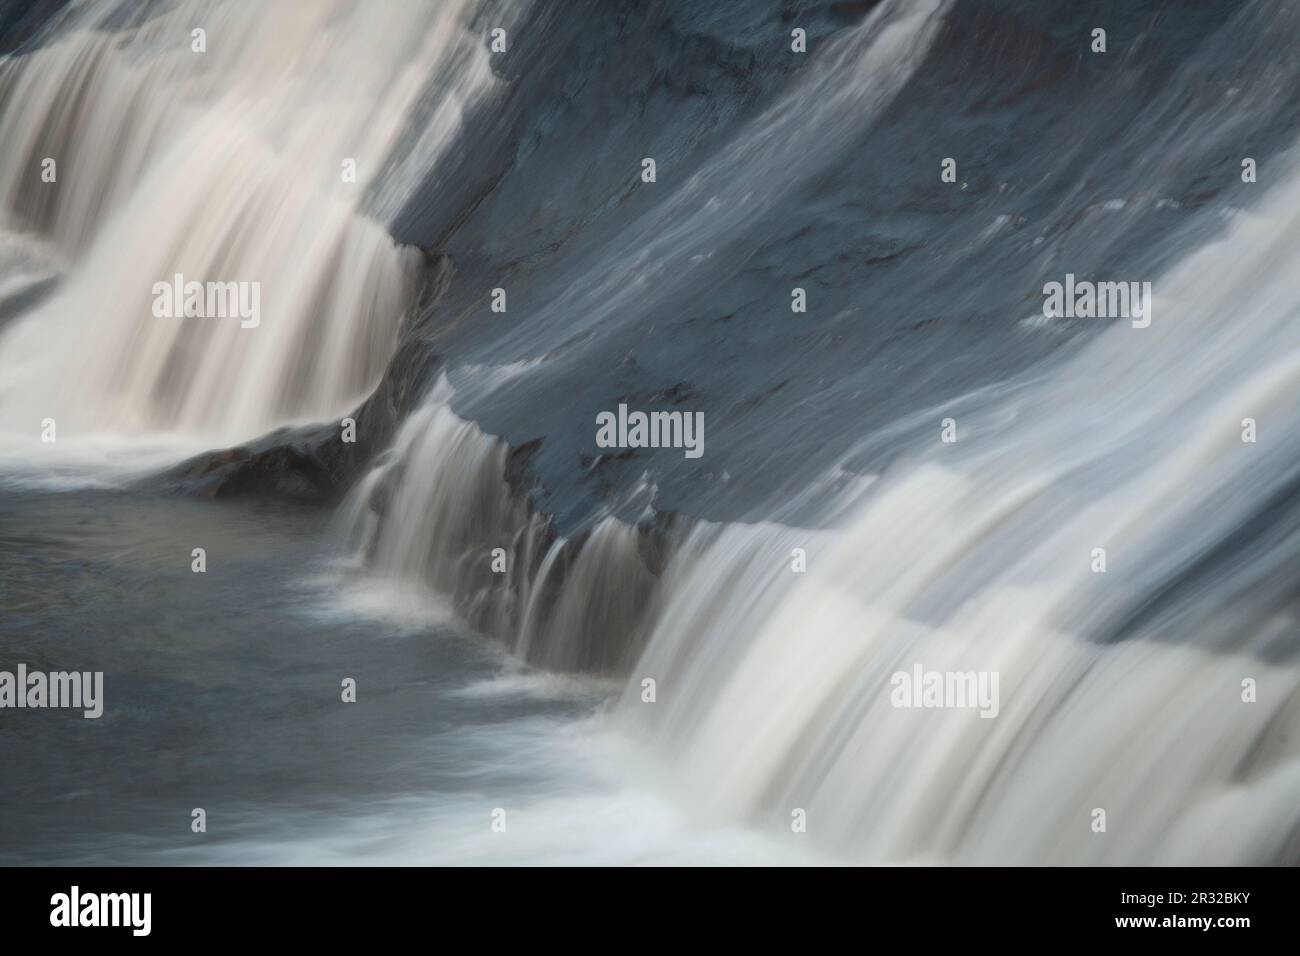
top-left (164, 711), bottom-right (822, 867)
top-left (4, 0), bottom-right (1296, 867)
top-left (331, 0), bottom-right (1300, 860)
top-left (334, 379), bottom-right (542, 633)
top-left (620, 146), bottom-right (1300, 865)
top-left (337, 0), bottom-right (954, 660)
top-left (0, 0), bottom-right (501, 464)
top-left (335, 374), bottom-right (668, 676)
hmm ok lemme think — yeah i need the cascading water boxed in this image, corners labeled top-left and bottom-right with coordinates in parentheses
top-left (4, 0), bottom-right (1299, 868)
top-left (334, 0), bottom-right (951, 674)
top-left (620, 142), bottom-right (1300, 866)
top-left (0, 0), bottom-right (500, 459)
top-left (329, 0), bottom-right (1300, 864)
top-left (334, 377), bottom-right (670, 674)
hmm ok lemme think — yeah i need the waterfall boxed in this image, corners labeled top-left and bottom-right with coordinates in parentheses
top-left (0, 0), bottom-right (501, 458)
top-left (333, 377), bottom-right (670, 674)
top-left (619, 143), bottom-right (1300, 865)
top-left (332, 0), bottom-right (952, 674)
top-left (4, 0), bottom-right (1293, 867)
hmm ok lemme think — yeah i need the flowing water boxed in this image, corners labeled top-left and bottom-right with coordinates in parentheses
top-left (2, 0), bottom-right (1299, 865)
top-left (0, 0), bottom-right (495, 457)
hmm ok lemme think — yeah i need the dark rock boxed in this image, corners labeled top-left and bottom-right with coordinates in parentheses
top-left (148, 343), bottom-right (444, 504)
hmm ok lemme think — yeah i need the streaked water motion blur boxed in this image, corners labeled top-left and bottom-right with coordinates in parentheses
top-left (0, 0), bottom-right (496, 454)
top-left (2, 0), bottom-right (1299, 865)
